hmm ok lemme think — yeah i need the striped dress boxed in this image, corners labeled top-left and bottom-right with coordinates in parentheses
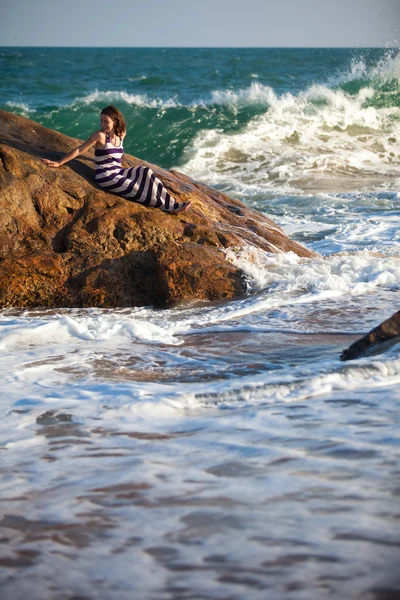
top-left (94, 133), bottom-right (186, 213)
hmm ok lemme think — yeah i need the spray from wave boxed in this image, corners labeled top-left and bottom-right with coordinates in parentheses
top-left (180, 51), bottom-right (400, 194)
top-left (4, 48), bottom-right (400, 186)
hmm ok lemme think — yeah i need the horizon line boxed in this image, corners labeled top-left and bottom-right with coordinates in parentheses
top-left (0, 45), bottom-right (395, 50)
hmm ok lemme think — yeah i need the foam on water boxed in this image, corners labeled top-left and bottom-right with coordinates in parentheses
top-left (261, 189), bottom-right (400, 256)
top-left (0, 312), bottom-right (182, 351)
top-left (170, 50), bottom-right (400, 193)
top-left (338, 50), bottom-right (400, 87)
top-left (188, 350), bottom-right (400, 409)
top-left (75, 89), bottom-right (180, 109)
top-left (1, 47), bottom-right (400, 600)
top-left (0, 248), bottom-right (397, 359)
top-left (5, 48), bottom-right (399, 181)
top-left (0, 247), bottom-right (398, 434)
top-left (225, 246), bottom-right (400, 295)
top-left (1, 304), bottom-right (399, 411)
top-left (5, 101), bottom-right (36, 115)
top-left (210, 81), bottom-right (277, 106)
top-left (180, 82), bottom-right (400, 194)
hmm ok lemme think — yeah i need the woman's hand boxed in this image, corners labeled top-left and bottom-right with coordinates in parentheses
top-left (42, 158), bottom-right (61, 168)
top-left (41, 132), bottom-right (102, 170)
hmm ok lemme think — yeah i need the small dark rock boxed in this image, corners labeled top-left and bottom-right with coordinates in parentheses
top-left (340, 310), bottom-right (400, 361)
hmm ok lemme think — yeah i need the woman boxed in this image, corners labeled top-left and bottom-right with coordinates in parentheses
top-left (42, 105), bottom-right (191, 215)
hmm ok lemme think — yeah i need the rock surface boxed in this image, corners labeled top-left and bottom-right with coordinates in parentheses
top-left (340, 310), bottom-right (400, 361)
top-left (0, 109), bottom-right (316, 308)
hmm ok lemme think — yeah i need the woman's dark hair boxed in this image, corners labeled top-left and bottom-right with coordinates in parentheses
top-left (101, 105), bottom-right (126, 137)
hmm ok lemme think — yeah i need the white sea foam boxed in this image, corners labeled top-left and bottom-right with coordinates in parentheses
top-left (63, 82), bottom-right (279, 113)
top-left (6, 101), bottom-right (36, 114)
top-left (3, 247), bottom-right (396, 357)
top-left (180, 81), bottom-right (400, 193)
top-left (328, 214), bottom-right (400, 252)
top-left (0, 313), bottom-right (181, 350)
top-left (43, 57), bottom-right (400, 200)
top-left (0, 247), bottom-right (397, 369)
top-left (225, 246), bottom-right (400, 296)
top-left (2, 308), bottom-right (398, 433)
top-left (210, 81), bottom-right (276, 106)
top-left (186, 351), bottom-right (400, 408)
top-left (341, 51), bottom-right (400, 86)
top-left (64, 89), bottom-right (181, 111)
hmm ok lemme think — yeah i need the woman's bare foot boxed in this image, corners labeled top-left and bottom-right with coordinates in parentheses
top-left (172, 201), bottom-right (191, 215)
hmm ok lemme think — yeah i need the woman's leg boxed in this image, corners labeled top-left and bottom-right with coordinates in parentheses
top-left (121, 166), bottom-right (191, 213)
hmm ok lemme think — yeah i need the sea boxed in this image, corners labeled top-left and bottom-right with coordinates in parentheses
top-left (0, 47), bottom-right (399, 600)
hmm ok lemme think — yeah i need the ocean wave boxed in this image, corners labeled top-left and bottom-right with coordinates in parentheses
top-left (190, 352), bottom-right (400, 408)
top-left (67, 89), bottom-right (181, 110)
top-left (5, 49), bottom-right (400, 191)
top-left (0, 313), bottom-right (181, 350)
top-left (179, 79), bottom-right (400, 193)
top-left (70, 51), bottom-right (400, 114)
top-left (177, 51), bottom-right (400, 190)
top-left (225, 246), bottom-right (400, 297)
top-left (44, 82), bottom-right (280, 114)
top-left (334, 49), bottom-right (400, 88)
top-left (5, 101), bottom-right (36, 115)
top-left (210, 81), bottom-right (277, 107)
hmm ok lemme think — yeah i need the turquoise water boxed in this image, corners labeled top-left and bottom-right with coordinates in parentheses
top-left (2, 47), bottom-right (400, 168)
top-left (0, 48), bottom-right (400, 599)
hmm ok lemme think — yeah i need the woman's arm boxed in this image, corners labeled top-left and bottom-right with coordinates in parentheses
top-left (42, 130), bottom-right (104, 168)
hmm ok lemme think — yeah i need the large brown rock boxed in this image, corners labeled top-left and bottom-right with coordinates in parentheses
top-left (340, 310), bottom-right (400, 361)
top-left (0, 109), bottom-right (316, 308)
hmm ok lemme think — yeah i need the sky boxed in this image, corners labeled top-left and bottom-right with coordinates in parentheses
top-left (0, 0), bottom-right (399, 47)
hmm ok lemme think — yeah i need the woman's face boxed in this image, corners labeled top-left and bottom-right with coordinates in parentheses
top-left (100, 114), bottom-right (115, 133)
